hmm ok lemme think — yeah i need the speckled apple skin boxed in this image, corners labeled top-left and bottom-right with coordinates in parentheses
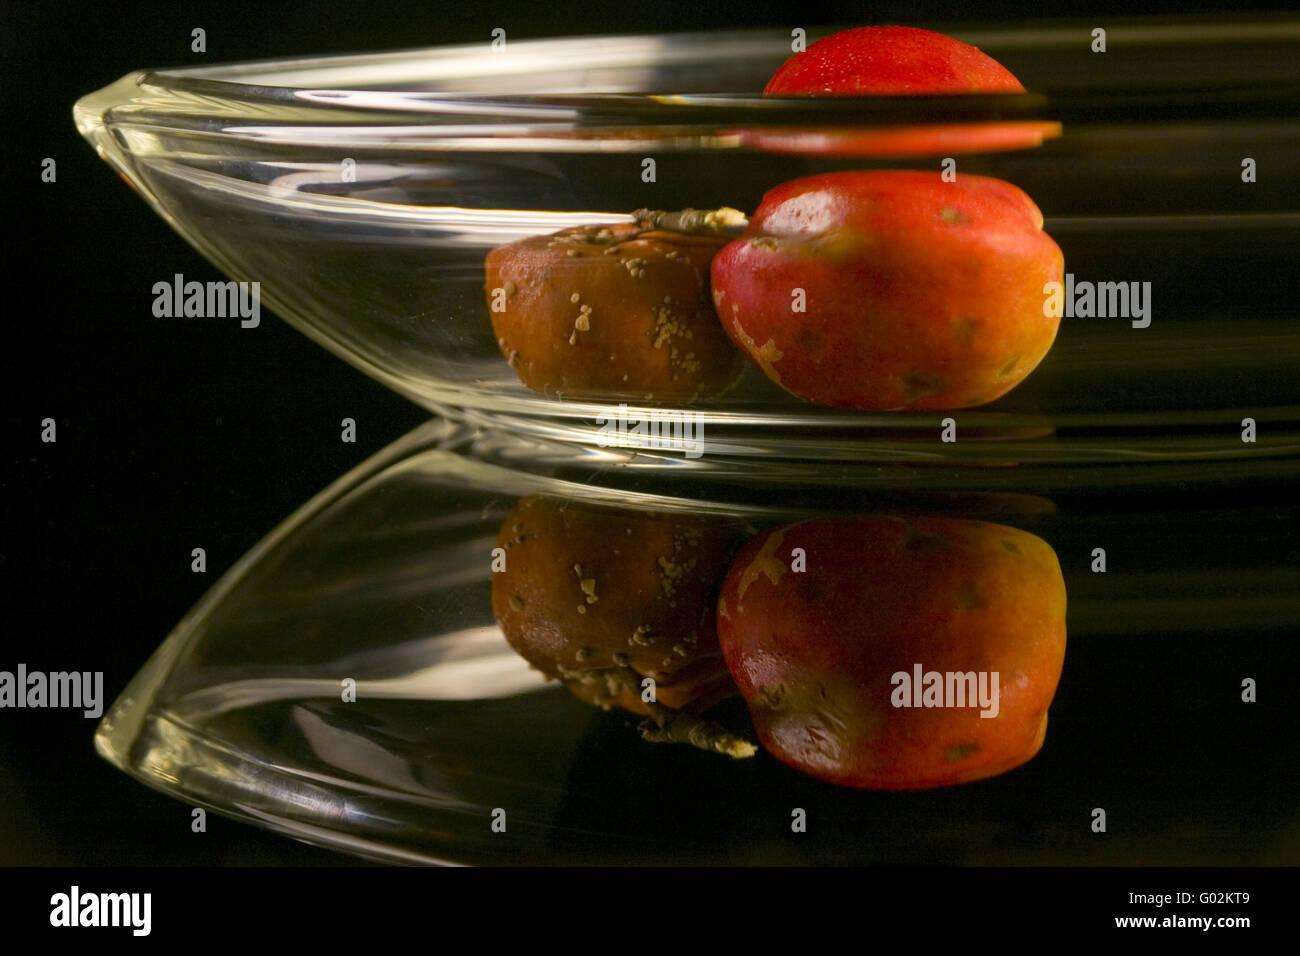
top-left (486, 224), bottom-right (741, 402)
top-left (492, 495), bottom-right (743, 715)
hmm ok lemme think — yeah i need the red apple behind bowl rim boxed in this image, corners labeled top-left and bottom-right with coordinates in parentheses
top-left (742, 25), bottom-right (1060, 156)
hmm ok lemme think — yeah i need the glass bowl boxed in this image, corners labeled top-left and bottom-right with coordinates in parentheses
top-left (73, 19), bottom-right (1300, 469)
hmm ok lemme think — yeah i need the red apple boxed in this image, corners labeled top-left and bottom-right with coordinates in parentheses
top-left (710, 170), bottom-right (1064, 410)
top-left (746, 25), bottom-right (1059, 157)
top-left (765, 25), bottom-right (1026, 95)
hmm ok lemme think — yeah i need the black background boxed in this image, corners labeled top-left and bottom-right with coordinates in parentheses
top-left (2, 0), bottom-right (1295, 881)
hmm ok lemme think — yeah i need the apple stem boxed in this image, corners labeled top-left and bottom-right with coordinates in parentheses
top-left (638, 711), bottom-right (758, 759)
top-left (595, 664), bottom-right (756, 759)
top-left (633, 207), bottom-right (749, 237)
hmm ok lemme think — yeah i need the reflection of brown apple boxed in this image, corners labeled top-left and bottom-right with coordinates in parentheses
top-left (717, 515), bottom-right (1067, 788)
top-left (485, 219), bottom-right (742, 401)
top-left (492, 495), bottom-right (754, 756)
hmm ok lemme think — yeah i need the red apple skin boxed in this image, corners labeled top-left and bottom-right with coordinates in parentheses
top-left (710, 170), bottom-right (1064, 410)
top-left (764, 25), bottom-right (1025, 95)
top-left (716, 515), bottom-right (1068, 790)
top-left (746, 26), bottom-right (1053, 157)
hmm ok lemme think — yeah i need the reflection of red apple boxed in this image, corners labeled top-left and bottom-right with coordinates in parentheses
top-left (742, 25), bottom-right (1058, 157)
top-left (735, 121), bottom-right (1061, 158)
top-left (716, 515), bottom-right (1068, 789)
top-left (710, 170), bottom-right (1064, 410)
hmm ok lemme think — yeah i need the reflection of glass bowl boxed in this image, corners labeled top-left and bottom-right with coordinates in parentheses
top-left (74, 23), bottom-right (1300, 465)
top-left (94, 420), bottom-right (1299, 864)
